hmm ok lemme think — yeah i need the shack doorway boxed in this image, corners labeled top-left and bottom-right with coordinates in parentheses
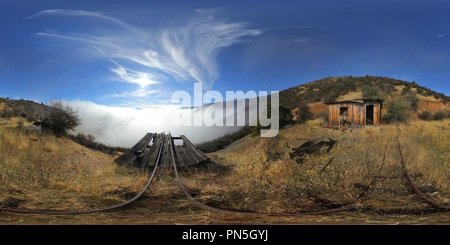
top-left (366, 105), bottom-right (374, 125)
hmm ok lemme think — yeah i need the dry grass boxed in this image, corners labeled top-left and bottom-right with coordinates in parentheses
top-left (0, 117), bottom-right (148, 211)
top-left (397, 120), bottom-right (450, 204)
top-left (1, 116), bottom-right (449, 224)
top-left (336, 91), bottom-right (363, 101)
top-left (205, 119), bottom-right (450, 213)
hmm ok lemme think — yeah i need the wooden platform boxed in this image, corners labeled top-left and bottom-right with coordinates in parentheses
top-left (114, 133), bottom-right (210, 168)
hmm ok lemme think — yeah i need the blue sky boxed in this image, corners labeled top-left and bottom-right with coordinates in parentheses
top-left (1, 0), bottom-right (450, 146)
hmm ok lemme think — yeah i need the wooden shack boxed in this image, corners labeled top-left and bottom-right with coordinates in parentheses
top-left (326, 98), bottom-right (383, 126)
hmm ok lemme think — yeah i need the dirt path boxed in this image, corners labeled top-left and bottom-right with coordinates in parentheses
top-left (1, 197), bottom-right (449, 225)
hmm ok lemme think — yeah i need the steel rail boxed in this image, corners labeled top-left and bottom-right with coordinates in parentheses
top-left (396, 128), bottom-right (450, 210)
top-left (171, 138), bottom-right (391, 216)
top-left (4, 130), bottom-right (449, 217)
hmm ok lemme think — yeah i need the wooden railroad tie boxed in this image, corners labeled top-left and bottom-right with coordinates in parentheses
top-left (114, 133), bottom-right (210, 169)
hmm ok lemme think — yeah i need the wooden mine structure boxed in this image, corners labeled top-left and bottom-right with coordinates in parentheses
top-left (114, 133), bottom-right (210, 168)
top-left (326, 98), bottom-right (383, 126)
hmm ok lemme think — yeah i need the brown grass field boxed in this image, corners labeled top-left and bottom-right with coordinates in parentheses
top-left (0, 117), bottom-right (449, 224)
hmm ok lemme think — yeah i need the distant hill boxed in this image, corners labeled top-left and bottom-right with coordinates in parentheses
top-left (198, 75), bottom-right (450, 152)
top-left (2, 75), bottom-right (450, 130)
top-left (0, 97), bottom-right (51, 122)
top-left (3, 75), bottom-right (450, 155)
top-left (279, 75), bottom-right (450, 117)
top-left (0, 97), bottom-right (129, 154)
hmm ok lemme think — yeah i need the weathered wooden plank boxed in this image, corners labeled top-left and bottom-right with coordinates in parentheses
top-left (180, 135), bottom-right (200, 161)
top-left (179, 145), bottom-right (199, 166)
top-left (184, 146), bottom-right (203, 164)
top-left (290, 139), bottom-right (337, 163)
top-left (179, 145), bottom-right (196, 166)
top-left (147, 134), bottom-right (164, 167)
top-left (116, 132), bottom-right (211, 169)
top-left (360, 104), bottom-right (364, 124)
top-left (166, 133), bottom-right (177, 169)
top-left (180, 135), bottom-right (210, 162)
top-left (174, 144), bottom-right (188, 168)
top-left (374, 104), bottom-right (381, 126)
top-left (127, 133), bottom-right (155, 164)
top-left (160, 134), bottom-right (171, 167)
top-left (134, 147), bottom-right (150, 168)
top-left (140, 134), bottom-right (158, 168)
top-left (114, 133), bottom-right (153, 164)
top-left (171, 137), bottom-right (188, 167)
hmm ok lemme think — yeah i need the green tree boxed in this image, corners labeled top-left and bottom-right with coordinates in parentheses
top-left (251, 120), bottom-right (263, 137)
top-left (383, 97), bottom-right (411, 123)
top-left (296, 102), bottom-right (313, 123)
top-left (323, 93), bottom-right (339, 104)
top-left (401, 87), bottom-right (419, 111)
top-left (419, 111), bottom-right (433, 121)
top-left (362, 86), bottom-right (381, 98)
top-left (42, 99), bottom-right (81, 136)
top-left (434, 110), bottom-right (447, 121)
top-left (279, 105), bottom-right (293, 126)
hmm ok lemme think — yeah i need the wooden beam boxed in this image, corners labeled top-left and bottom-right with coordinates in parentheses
top-left (180, 135), bottom-right (210, 162)
top-left (114, 133), bottom-right (154, 164)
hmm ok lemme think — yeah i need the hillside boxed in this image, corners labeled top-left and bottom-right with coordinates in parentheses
top-left (0, 97), bottom-right (52, 122)
top-left (0, 117), bottom-right (148, 213)
top-left (279, 75), bottom-right (450, 117)
top-left (1, 78), bottom-right (450, 224)
top-left (197, 75), bottom-right (450, 152)
top-left (2, 75), bottom-right (449, 124)
top-left (1, 115), bottom-right (450, 224)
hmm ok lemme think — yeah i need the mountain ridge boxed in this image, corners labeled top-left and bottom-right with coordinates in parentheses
top-left (1, 75), bottom-right (450, 122)
top-left (0, 97), bottom-right (51, 122)
top-left (279, 75), bottom-right (450, 118)
top-left (280, 75), bottom-right (449, 107)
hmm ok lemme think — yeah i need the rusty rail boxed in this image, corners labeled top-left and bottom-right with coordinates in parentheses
top-left (170, 130), bottom-right (450, 216)
top-left (2, 131), bottom-right (449, 216)
top-left (171, 138), bottom-right (391, 216)
top-left (396, 128), bottom-right (450, 210)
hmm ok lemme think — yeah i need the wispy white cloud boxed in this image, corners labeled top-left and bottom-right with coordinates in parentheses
top-left (109, 61), bottom-right (160, 88)
top-left (26, 9), bottom-right (138, 33)
top-left (437, 32), bottom-right (450, 38)
top-left (35, 31), bottom-right (122, 51)
top-left (30, 8), bottom-right (262, 102)
top-left (154, 17), bottom-right (262, 87)
top-left (27, 9), bottom-right (109, 20)
top-left (291, 38), bottom-right (309, 44)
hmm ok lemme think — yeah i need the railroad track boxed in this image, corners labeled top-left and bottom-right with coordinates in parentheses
top-left (1, 130), bottom-right (448, 215)
top-left (173, 129), bottom-right (449, 216)
top-left (172, 137), bottom-right (391, 216)
top-left (396, 128), bottom-right (450, 211)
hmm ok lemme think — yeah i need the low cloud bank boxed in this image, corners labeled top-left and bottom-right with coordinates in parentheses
top-left (68, 100), bottom-right (242, 148)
